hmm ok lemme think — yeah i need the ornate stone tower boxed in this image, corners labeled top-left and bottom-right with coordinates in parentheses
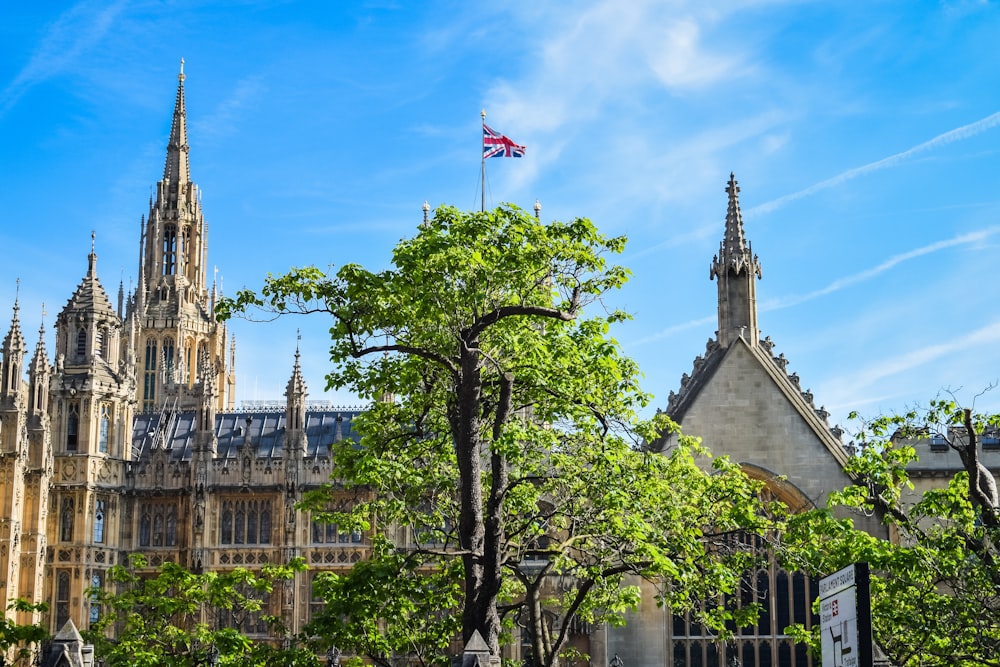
top-left (189, 348), bottom-right (220, 574)
top-left (0, 296), bottom-right (29, 622)
top-left (49, 241), bottom-right (136, 630)
top-left (131, 60), bottom-right (235, 413)
top-left (710, 173), bottom-right (762, 348)
top-left (282, 346), bottom-right (307, 633)
top-left (18, 316), bottom-right (53, 627)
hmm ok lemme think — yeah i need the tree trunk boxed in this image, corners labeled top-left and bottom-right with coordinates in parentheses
top-left (454, 338), bottom-right (502, 655)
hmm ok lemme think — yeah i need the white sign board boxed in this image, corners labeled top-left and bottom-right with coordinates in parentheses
top-left (819, 563), bottom-right (872, 667)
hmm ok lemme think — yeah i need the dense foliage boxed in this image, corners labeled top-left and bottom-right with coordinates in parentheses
top-left (0, 599), bottom-right (48, 665)
top-left (86, 554), bottom-right (319, 667)
top-left (220, 205), bottom-right (771, 666)
top-left (782, 399), bottom-right (1000, 667)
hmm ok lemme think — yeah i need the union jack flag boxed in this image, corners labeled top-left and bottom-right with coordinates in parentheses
top-left (483, 124), bottom-right (526, 158)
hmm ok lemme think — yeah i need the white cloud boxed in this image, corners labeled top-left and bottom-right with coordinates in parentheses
top-left (646, 18), bottom-right (745, 89)
top-left (820, 320), bottom-right (1000, 414)
top-left (0, 0), bottom-right (129, 116)
top-left (481, 0), bottom-right (764, 194)
top-left (191, 75), bottom-right (267, 145)
top-left (762, 226), bottom-right (1000, 310)
top-left (746, 109), bottom-right (1000, 217)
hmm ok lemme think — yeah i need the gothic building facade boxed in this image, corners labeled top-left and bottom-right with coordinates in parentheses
top-left (6, 65), bottom-right (999, 667)
top-left (0, 64), bottom-right (365, 643)
top-left (601, 174), bottom-right (885, 667)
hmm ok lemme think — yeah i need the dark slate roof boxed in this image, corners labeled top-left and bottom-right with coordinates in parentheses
top-left (131, 409), bottom-right (362, 462)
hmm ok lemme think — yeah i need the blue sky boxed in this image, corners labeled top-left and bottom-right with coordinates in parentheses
top-left (2, 1), bottom-right (999, 434)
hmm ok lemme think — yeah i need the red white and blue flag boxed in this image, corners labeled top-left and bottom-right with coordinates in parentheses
top-left (483, 124), bottom-right (526, 159)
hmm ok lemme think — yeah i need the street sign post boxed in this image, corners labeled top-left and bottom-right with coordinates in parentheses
top-left (819, 563), bottom-right (873, 667)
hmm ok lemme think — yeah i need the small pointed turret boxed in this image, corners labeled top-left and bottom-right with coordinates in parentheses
top-left (28, 312), bottom-right (50, 417)
top-left (285, 337), bottom-right (308, 432)
top-left (1, 287), bottom-right (27, 400)
top-left (163, 58), bottom-right (190, 187)
top-left (710, 173), bottom-right (762, 348)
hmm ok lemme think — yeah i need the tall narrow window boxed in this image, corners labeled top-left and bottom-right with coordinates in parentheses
top-left (166, 506), bottom-right (177, 546)
top-left (163, 338), bottom-right (175, 381)
top-left (76, 328), bottom-right (87, 360)
top-left (259, 504), bottom-right (271, 545)
top-left (183, 226), bottom-right (192, 278)
top-left (93, 499), bottom-right (105, 543)
top-left (221, 502), bottom-right (233, 544)
top-left (247, 502), bottom-right (258, 545)
top-left (310, 573), bottom-right (325, 620)
top-left (89, 572), bottom-right (102, 624)
top-left (163, 225), bottom-right (177, 275)
top-left (139, 511), bottom-right (151, 547)
top-left (57, 572), bottom-right (71, 628)
top-left (61, 498), bottom-right (74, 542)
top-left (67, 402), bottom-right (79, 451)
top-left (152, 510), bottom-right (164, 547)
top-left (95, 329), bottom-right (105, 359)
top-left (234, 502), bottom-right (246, 544)
top-left (98, 403), bottom-right (110, 453)
top-left (143, 339), bottom-right (157, 411)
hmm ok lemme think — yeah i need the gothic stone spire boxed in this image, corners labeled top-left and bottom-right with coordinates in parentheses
top-left (710, 173), bottom-right (762, 348)
top-left (163, 58), bottom-right (190, 186)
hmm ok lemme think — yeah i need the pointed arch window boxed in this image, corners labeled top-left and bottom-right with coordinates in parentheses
top-left (96, 328), bottom-right (105, 359)
top-left (61, 497), bottom-right (74, 542)
top-left (166, 505), bottom-right (177, 546)
top-left (76, 328), bottom-right (87, 360)
top-left (56, 571), bottom-right (71, 628)
top-left (183, 226), bottom-right (193, 278)
top-left (221, 502), bottom-right (233, 544)
top-left (259, 505), bottom-right (271, 545)
top-left (139, 511), bottom-right (151, 547)
top-left (32, 376), bottom-right (46, 413)
top-left (98, 403), bottom-right (110, 454)
top-left (138, 503), bottom-right (176, 548)
top-left (67, 402), bottom-right (79, 451)
top-left (94, 499), bottom-right (106, 543)
top-left (234, 502), bottom-right (246, 544)
top-left (220, 499), bottom-right (271, 545)
top-left (89, 572), bottom-right (103, 624)
top-left (163, 338), bottom-right (175, 382)
top-left (152, 511), bottom-right (164, 547)
top-left (247, 502), bottom-right (258, 545)
top-left (143, 339), bottom-right (157, 412)
top-left (163, 225), bottom-right (177, 276)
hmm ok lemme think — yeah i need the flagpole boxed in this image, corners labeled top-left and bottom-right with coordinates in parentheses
top-left (480, 109), bottom-right (487, 212)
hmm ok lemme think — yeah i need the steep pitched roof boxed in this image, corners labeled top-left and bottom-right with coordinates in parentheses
top-left (662, 334), bottom-right (847, 467)
top-left (61, 248), bottom-right (116, 321)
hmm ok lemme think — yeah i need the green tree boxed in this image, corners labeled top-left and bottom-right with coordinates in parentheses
top-left (86, 554), bottom-right (319, 667)
top-left (219, 205), bottom-right (771, 666)
top-left (0, 599), bottom-right (48, 665)
top-left (782, 399), bottom-right (1000, 667)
